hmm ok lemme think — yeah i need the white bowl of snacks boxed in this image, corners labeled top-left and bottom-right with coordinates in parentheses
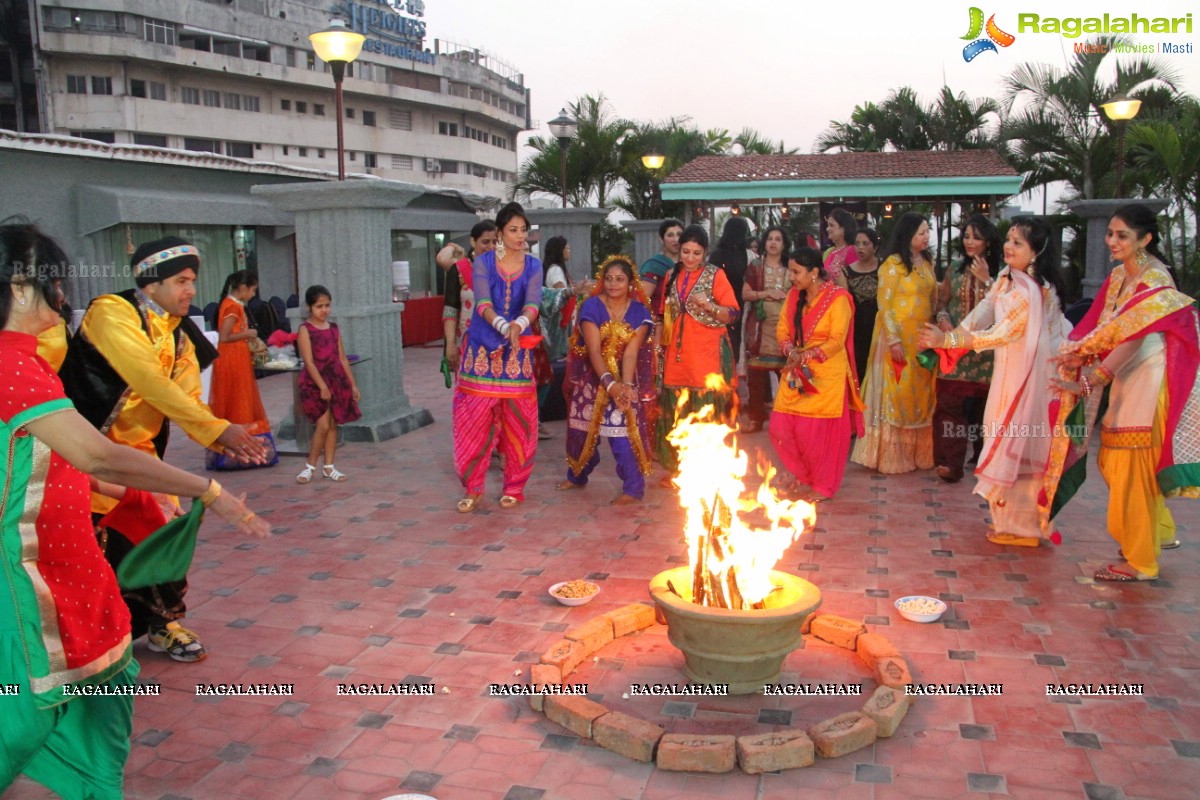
top-left (894, 595), bottom-right (947, 623)
top-left (549, 580), bottom-right (601, 607)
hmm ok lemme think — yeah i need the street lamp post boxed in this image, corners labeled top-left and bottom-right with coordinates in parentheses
top-left (1100, 92), bottom-right (1143, 198)
top-left (309, 20), bottom-right (365, 181)
top-left (640, 149), bottom-right (665, 219)
top-left (547, 108), bottom-right (578, 208)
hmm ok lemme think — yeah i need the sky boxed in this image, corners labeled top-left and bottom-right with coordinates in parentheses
top-left (420, 0), bottom-right (1198, 208)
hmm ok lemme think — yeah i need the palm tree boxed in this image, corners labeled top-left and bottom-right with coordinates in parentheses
top-left (1000, 36), bottom-right (1180, 200)
top-left (816, 86), bottom-right (997, 154)
top-left (1127, 96), bottom-right (1200, 273)
top-left (514, 93), bottom-right (633, 207)
top-left (613, 118), bottom-right (733, 220)
top-left (926, 86), bottom-right (1000, 150)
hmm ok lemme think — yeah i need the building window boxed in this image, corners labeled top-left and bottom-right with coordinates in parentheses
top-left (362, 110), bottom-right (376, 127)
top-left (183, 137), bottom-right (220, 153)
top-left (440, 160), bottom-right (459, 174)
top-left (345, 108), bottom-right (355, 120)
top-left (298, 147), bottom-right (308, 157)
top-left (286, 47), bottom-right (296, 68)
top-left (306, 52), bottom-right (316, 70)
top-left (389, 108), bottom-right (412, 131)
top-left (202, 90), bottom-right (220, 108)
top-left (314, 104), bottom-right (325, 116)
top-left (364, 153), bottom-right (378, 168)
top-left (150, 81), bottom-right (167, 101)
top-left (71, 131), bottom-right (116, 144)
top-left (213, 40), bottom-right (240, 58)
top-left (226, 141), bottom-right (254, 158)
top-left (243, 95), bottom-right (260, 112)
top-left (357, 62), bottom-right (373, 82)
top-left (223, 93), bottom-right (240, 110)
top-left (67, 75), bottom-right (87, 94)
top-left (282, 145), bottom-right (289, 156)
top-left (348, 152), bottom-right (356, 162)
top-left (438, 121), bottom-right (458, 136)
top-left (91, 76), bottom-right (113, 95)
top-left (134, 133), bottom-right (168, 147)
top-left (181, 87), bottom-right (200, 105)
top-left (296, 101), bottom-right (307, 114)
top-left (317, 148), bottom-right (326, 159)
top-left (280, 99), bottom-right (291, 111)
top-left (130, 79), bottom-right (147, 98)
top-left (392, 155), bottom-right (413, 170)
top-left (144, 18), bottom-right (176, 46)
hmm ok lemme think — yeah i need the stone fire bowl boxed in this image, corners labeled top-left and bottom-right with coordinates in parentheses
top-left (649, 567), bottom-right (823, 695)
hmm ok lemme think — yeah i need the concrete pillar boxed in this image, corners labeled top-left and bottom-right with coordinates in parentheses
top-left (251, 180), bottom-right (434, 443)
top-left (622, 219), bottom-right (665, 268)
top-left (526, 207), bottom-right (608, 278)
top-left (1068, 198), bottom-right (1168, 298)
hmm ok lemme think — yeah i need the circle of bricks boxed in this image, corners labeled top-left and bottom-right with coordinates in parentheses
top-left (527, 605), bottom-right (915, 774)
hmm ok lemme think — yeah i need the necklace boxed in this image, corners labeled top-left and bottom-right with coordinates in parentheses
top-left (603, 295), bottom-right (630, 321)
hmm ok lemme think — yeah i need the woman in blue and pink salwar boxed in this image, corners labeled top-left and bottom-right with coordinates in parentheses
top-left (452, 203), bottom-right (543, 513)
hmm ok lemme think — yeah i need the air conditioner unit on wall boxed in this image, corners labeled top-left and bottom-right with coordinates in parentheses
top-left (425, 158), bottom-right (441, 172)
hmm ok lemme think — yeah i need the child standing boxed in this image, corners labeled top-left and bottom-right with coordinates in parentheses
top-left (295, 285), bottom-right (361, 483)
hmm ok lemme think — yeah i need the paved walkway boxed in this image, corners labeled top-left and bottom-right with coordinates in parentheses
top-left (7, 342), bottom-right (1199, 800)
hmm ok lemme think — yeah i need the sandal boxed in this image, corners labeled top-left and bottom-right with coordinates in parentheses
top-left (323, 464), bottom-right (347, 482)
top-left (296, 463), bottom-right (316, 484)
top-left (556, 480), bottom-right (584, 491)
top-left (1094, 563), bottom-right (1156, 582)
top-left (499, 495), bottom-right (521, 509)
top-left (986, 532), bottom-right (1041, 548)
top-left (935, 466), bottom-right (962, 483)
top-left (456, 494), bottom-right (482, 514)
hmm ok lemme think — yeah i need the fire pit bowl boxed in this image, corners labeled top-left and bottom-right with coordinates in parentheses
top-left (649, 567), bottom-right (822, 694)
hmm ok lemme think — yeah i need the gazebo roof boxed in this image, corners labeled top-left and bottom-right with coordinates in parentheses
top-left (660, 150), bottom-right (1022, 203)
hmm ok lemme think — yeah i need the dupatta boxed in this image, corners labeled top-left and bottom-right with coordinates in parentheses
top-left (1039, 268), bottom-right (1200, 528)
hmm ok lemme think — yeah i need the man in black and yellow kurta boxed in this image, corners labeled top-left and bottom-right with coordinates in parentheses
top-left (61, 237), bottom-right (267, 662)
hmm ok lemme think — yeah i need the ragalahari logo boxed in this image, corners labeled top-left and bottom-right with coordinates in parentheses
top-left (961, 8), bottom-right (1016, 62)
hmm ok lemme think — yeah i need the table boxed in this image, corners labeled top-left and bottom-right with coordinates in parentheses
top-left (400, 296), bottom-right (444, 346)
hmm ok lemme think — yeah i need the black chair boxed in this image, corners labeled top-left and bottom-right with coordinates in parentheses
top-left (286, 293), bottom-right (299, 309)
top-left (1065, 297), bottom-right (1093, 327)
top-left (269, 296), bottom-right (290, 332)
top-left (202, 302), bottom-right (218, 331)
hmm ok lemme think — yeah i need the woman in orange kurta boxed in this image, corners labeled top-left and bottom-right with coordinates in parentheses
top-left (207, 270), bottom-right (276, 469)
top-left (770, 247), bottom-right (865, 501)
top-left (656, 224), bottom-right (740, 474)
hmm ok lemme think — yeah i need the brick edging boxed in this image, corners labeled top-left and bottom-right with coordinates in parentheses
top-left (528, 605), bottom-right (913, 773)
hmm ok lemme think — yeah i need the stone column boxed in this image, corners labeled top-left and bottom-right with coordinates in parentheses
top-left (1068, 198), bottom-right (1168, 298)
top-left (526, 207), bottom-right (609, 278)
top-left (252, 180), bottom-right (434, 442)
top-left (622, 219), bottom-right (665, 268)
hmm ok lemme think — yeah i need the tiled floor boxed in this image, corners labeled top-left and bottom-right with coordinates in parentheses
top-left (7, 343), bottom-right (1200, 800)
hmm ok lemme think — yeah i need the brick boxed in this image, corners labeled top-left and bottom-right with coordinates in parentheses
top-left (736, 730), bottom-right (815, 774)
top-left (656, 734), bottom-right (737, 773)
top-left (603, 603), bottom-right (657, 638)
top-left (855, 633), bottom-right (901, 671)
top-left (528, 664), bottom-right (561, 712)
top-left (811, 614), bottom-right (867, 650)
top-left (565, 616), bottom-right (614, 656)
top-left (860, 686), bottom-right (910, 738)
top-left (593, 710), bottom-right (664, 762)
top-left (540, 638), bottom-right (587, 677)
top-left (544, 695), bottom-right (608, 738)
top-left (807, 712), bottom-right (877, 759)
top-left (874, 656), bottom-right (914, 690)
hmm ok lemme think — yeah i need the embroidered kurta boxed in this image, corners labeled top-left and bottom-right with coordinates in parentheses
top-left (862, 254), bottom-right (937, 428)
top-left (0, 331), bottom-right (132, 708)
top-left (662, 264), bottom-right (739, 389)
top-left (744, 259), bottom-right (789, 364)
top-left (458, 250), bottom-right (543, 398)
top-left (940, 266), bottom-right (994, 384)
top-left (774, 285), bottom-right (865, 421)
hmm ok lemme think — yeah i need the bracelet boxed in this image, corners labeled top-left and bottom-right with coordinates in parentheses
top-left (780, 340), bottom-right (795, 356)
top-left (1094, 365), bottom-right (1114, 385)
top-left (935, 310), bottom-right (951, 323)
top-left (1079, 373), bottom-right (1093, 398)
top-left (600, 372), bottom-right (615, 390)
top-left (199, 479), bottom-right (222, 508)
top-left (514, 315), bottom-right (530, 334)
top-left (491, 315), bottom-right (509, 333)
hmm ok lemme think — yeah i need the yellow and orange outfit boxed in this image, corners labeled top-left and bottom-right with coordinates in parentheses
top-left (208, 297), bottom-right (275, 469)
top-left (851, 254), bottom-right (937, 474)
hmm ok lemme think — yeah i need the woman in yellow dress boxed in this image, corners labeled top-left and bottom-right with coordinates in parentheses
top-left (851, 212), bottom-right (937, 474)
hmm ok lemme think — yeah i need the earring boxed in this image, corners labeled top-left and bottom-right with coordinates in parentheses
top-left (17, 294), bottom-right (26, 306)
top-left (495, 240), bottom-right (506, 260)
top-left (1136, 247), bottom-right (1149, 267)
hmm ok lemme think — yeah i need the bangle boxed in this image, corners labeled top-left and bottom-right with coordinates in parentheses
top-left (514, 315), bottom-right (530, 334)
top-left (1079, 373), bottom-right (1093, 397)
top-left (600, 372), bottom-right (614, 389)
top-left (1094, 365), bottom-right (1114, 385)
top-left (936, 310), bottom-right (951, 324)
top-left (199, 479), bottom-right (222, 507)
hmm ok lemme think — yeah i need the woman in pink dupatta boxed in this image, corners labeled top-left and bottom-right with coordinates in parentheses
top-left (920, 218), bottom-right (1071, 547)
top-left (1041, 205), bottom-right (1200, 581)
top-left (822, 207), bottom-right (858, 283)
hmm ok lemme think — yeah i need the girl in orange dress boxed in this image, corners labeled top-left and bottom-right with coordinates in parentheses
top-left (207, 270), bottom-right (277, 469)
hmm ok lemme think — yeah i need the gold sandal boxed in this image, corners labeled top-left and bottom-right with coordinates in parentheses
top-left (986, 532), bottom-right (1041, 548)
top-left (456, 494), bottom-right (482, 514)
top-left (498, 495), bottom-right (521, 509)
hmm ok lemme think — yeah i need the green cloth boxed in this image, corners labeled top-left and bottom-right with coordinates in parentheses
top-left (942, 269), bottom-right (994, 383)
top-left (115, 500), bottom-right (204, 590)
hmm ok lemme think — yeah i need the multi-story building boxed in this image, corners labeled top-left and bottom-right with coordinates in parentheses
top-left (6, 0), bottom-right (529, 198)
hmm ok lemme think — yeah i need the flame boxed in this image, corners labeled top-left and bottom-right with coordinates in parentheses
top-left (666, 392), bottom-right (816, 608)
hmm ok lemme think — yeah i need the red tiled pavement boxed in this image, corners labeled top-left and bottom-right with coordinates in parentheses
top-left (5, 342), bottom-right (1200, 800)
